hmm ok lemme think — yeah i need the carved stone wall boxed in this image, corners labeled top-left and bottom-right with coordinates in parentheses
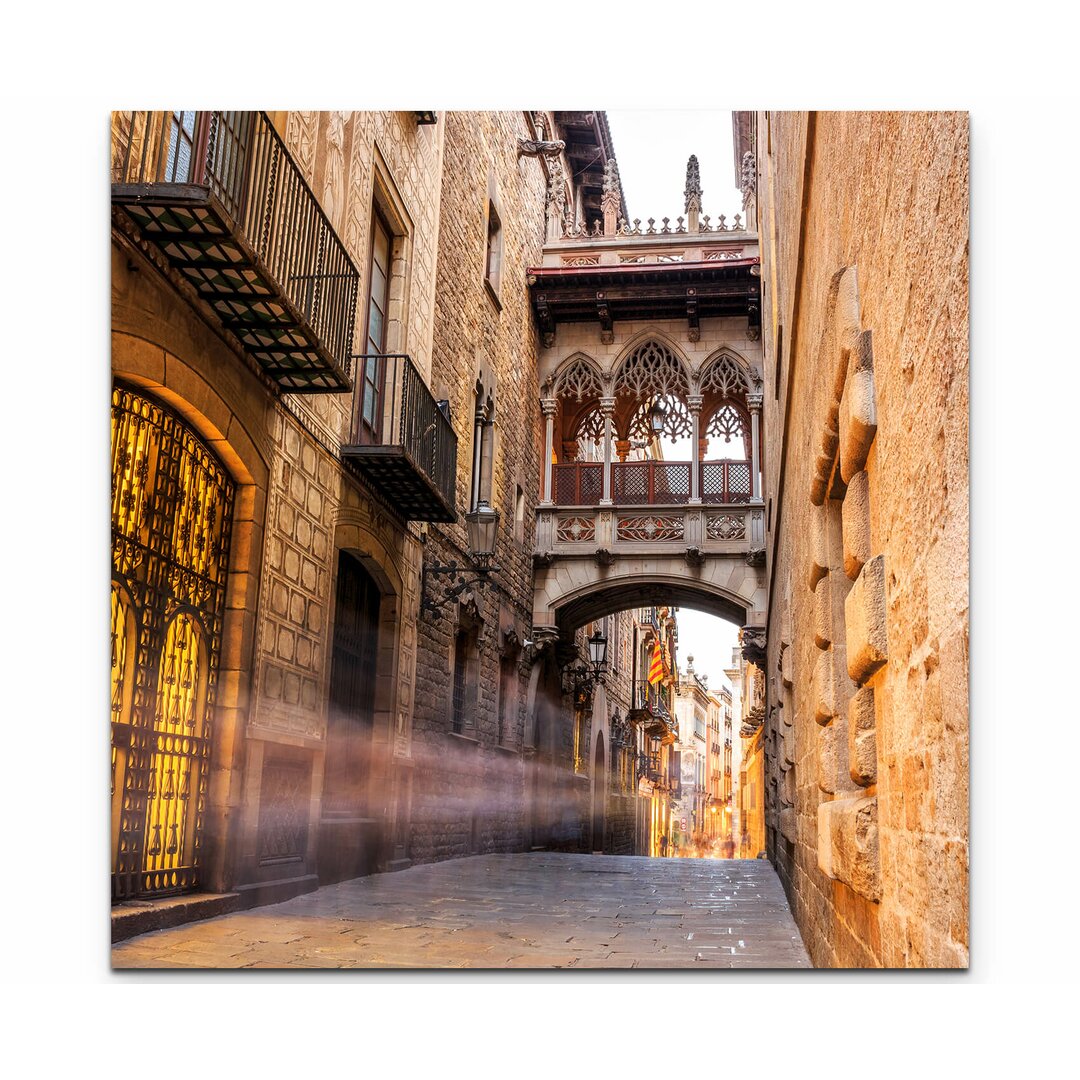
top-left (758, 111), bottom-right (968, 967)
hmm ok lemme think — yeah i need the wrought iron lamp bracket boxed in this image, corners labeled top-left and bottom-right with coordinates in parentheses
top-left (420, 561), bottom-right (502, 617)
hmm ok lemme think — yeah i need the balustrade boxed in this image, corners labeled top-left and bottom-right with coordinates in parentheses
top-left (549, 460), bottom-right (752, 506)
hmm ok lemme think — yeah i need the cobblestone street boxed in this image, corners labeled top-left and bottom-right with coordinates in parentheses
top-left (112, 853), bottom-right (811, 969)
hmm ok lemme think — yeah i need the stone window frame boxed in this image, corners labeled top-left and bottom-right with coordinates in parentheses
top-left (449, 612), bottom-right (482, 737)
top-left (354, 147), bottom-right (415, 434)
top-left (483, 171), bottom-right (505, 311)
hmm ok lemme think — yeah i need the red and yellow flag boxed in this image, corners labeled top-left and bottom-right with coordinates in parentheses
top-left (648, 643), bottom-right (664, 684)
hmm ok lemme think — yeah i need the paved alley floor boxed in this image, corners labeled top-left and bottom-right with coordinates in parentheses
top-left (112, 852), bottom-right (811, 969)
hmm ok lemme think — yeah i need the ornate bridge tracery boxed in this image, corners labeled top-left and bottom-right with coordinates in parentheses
top-left (532, 336), bottom-right (766, 642)
top-left (527, 168), bottom-right (766, 651)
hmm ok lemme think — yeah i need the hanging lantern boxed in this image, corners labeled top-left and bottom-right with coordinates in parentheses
top-left (464, 500), bottom-right (499, 570)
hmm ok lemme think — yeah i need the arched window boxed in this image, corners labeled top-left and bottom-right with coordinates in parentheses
top-left (698, 351), bottom-right (754, 398)
top-left (704, 402), bottom-right (751, 458)
top-left (574, 405), bottom-right (606, 459)
top-left (553, 356), bottom-right (605, 403)
top-left (613, 339), bottom-right (689, 401)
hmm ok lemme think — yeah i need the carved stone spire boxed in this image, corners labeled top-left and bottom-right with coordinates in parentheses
top-left (684, 154), bottom-right (702, 213)
top-left (601, 157), bottom-right (621, 236)
top-left (740, 150), bottom-right (757, 230)
top-left (684, 154), bottom-right (702, 233)
top-left (545, 156), bottom-right (567, 241)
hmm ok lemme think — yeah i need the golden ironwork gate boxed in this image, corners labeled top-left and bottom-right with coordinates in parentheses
top-left (110, 385), bottom-right (234, 900)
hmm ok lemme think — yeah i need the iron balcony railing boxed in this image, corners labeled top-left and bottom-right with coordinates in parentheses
top-left (342, 354), bottom-right (458, 523)
top-left (551, 459), bottom-right (752, 506)
top-left (112, 111), bottom-right (360, 389)
top-left (632, 679), bottom-right (672, 721)
top-left (643, 752), bottom-right (664, 786)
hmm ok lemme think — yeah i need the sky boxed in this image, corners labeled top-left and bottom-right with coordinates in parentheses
top-left (604, 110), bottom-right (746, 693)
top-left (605, 110), bottom-right (744, 230)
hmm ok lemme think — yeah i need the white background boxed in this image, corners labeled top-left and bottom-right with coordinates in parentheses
top-left (1, 0), bottom-right (1076, 1073)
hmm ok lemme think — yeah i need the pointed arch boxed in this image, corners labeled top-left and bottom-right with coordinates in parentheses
top-left (611, 331), bottom-right (692, 399)
top-left (697, 347), bottom-right (756, 397)
top-left (550, 352), bottom-right (606, 403)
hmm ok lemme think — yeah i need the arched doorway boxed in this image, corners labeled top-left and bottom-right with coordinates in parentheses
top-left (110, 384), bottom-right (235, 900)
top-left (591, 732), bottom-right (606, 852)
top-left (319, 550), bottom-right (381, 883)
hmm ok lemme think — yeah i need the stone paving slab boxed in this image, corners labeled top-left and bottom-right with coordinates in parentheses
top-left (111, 852), bottom-right (811, 970)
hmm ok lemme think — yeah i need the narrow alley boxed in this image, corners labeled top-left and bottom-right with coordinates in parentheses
top-left (112, 852), bottom-right (810, 969)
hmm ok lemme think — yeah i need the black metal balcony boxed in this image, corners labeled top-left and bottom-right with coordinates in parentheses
top-left (112, 111), bottom-right (359, 392)
top-left (628, 680), bottom-right (676, 741)
top-left (341, 354), bottom-right (458, 523)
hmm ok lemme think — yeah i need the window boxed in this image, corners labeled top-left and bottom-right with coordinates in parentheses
top-left (513, 484), bottom-right (525, 544)
top-left (451, 623), bottom-right (480, 735)
top-left (485, 201), bottom-right (503, 301)
top-left (573, 703), bottom-right (588, 775)
top-left (358, 212), bottom-right (392, 442)
top-left (452, 629), bottom-right (470, 734)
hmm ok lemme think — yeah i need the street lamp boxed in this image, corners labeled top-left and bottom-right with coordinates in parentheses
top-left (420, 499), bottom-right (502, 615)
top-left (464, 499), bottom-right (499, 571)
top-left (648, 398), bottom-right (668, 436)
top-left (587, 626), bottom-right (608, 679)
top-left (561, 624), bottom-right (609, 697)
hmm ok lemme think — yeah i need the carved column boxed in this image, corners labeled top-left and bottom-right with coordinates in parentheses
top-left (688, 394), bottom-right (703, 504)
top-left (600, 397), bottom-right (615, 505)
top-left (541, 398), bottom-right (557, 505)
top-left (748, 392), bottom-right (763, 502)
top-left (471, 403), bottom-right (485, 512)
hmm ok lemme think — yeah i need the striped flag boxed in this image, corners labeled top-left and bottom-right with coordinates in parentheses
top-left (648, 643), bottom-right (664, 684)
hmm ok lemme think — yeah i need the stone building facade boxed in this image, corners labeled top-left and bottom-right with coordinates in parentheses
top-left (109, 110), bottom-right (644, 935)
top-left (742, 110), bottom-right (969, 966)
top-left (405, 110), bottom-right (549, 863)
top-left (110, 111), bottom-right (461, 919)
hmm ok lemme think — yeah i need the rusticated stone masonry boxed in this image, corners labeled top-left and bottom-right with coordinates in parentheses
top-left (810, 266), bottom-right (883, 906)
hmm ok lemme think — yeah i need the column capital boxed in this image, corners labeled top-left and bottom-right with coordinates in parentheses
top-left (687, 394), bottom-right (704, 412)
top-left (599, 396), bottom-right (616, 415)
top-left (541, 398), bottom-right (559, 417)
top-left (747, 392), bottom-right (764, 411)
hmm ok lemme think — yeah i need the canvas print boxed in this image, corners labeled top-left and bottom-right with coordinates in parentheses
top-left (109, 110), bottom-right (968, 969)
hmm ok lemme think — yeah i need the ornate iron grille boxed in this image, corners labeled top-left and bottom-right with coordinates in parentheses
top-left (553, 462), bottom-right (602, 505)
top-left (701, 460), bottom-right (752, 503)
top-left (612, 461), bottom-right (691, 505)
top-left (111, 385), bottom-right (234, 900)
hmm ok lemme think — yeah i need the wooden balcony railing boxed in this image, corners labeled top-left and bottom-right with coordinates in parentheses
top-left (341, 354), bottom-right (458, 523)
top-left (550, 460), bottom-right (752, 505)
top-left (112, 111), bottom-right (359, 392)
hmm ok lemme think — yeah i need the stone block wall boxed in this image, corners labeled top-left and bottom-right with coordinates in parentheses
top-left (757, 111), bottom-right (968, 967)
top-left (237, 113), bottom-right (446, 896)
top-left (408, 111), bottom-right (549, 863)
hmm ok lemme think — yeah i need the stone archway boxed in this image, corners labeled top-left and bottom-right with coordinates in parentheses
top-left (534, 559), bottom-right (762, 639)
